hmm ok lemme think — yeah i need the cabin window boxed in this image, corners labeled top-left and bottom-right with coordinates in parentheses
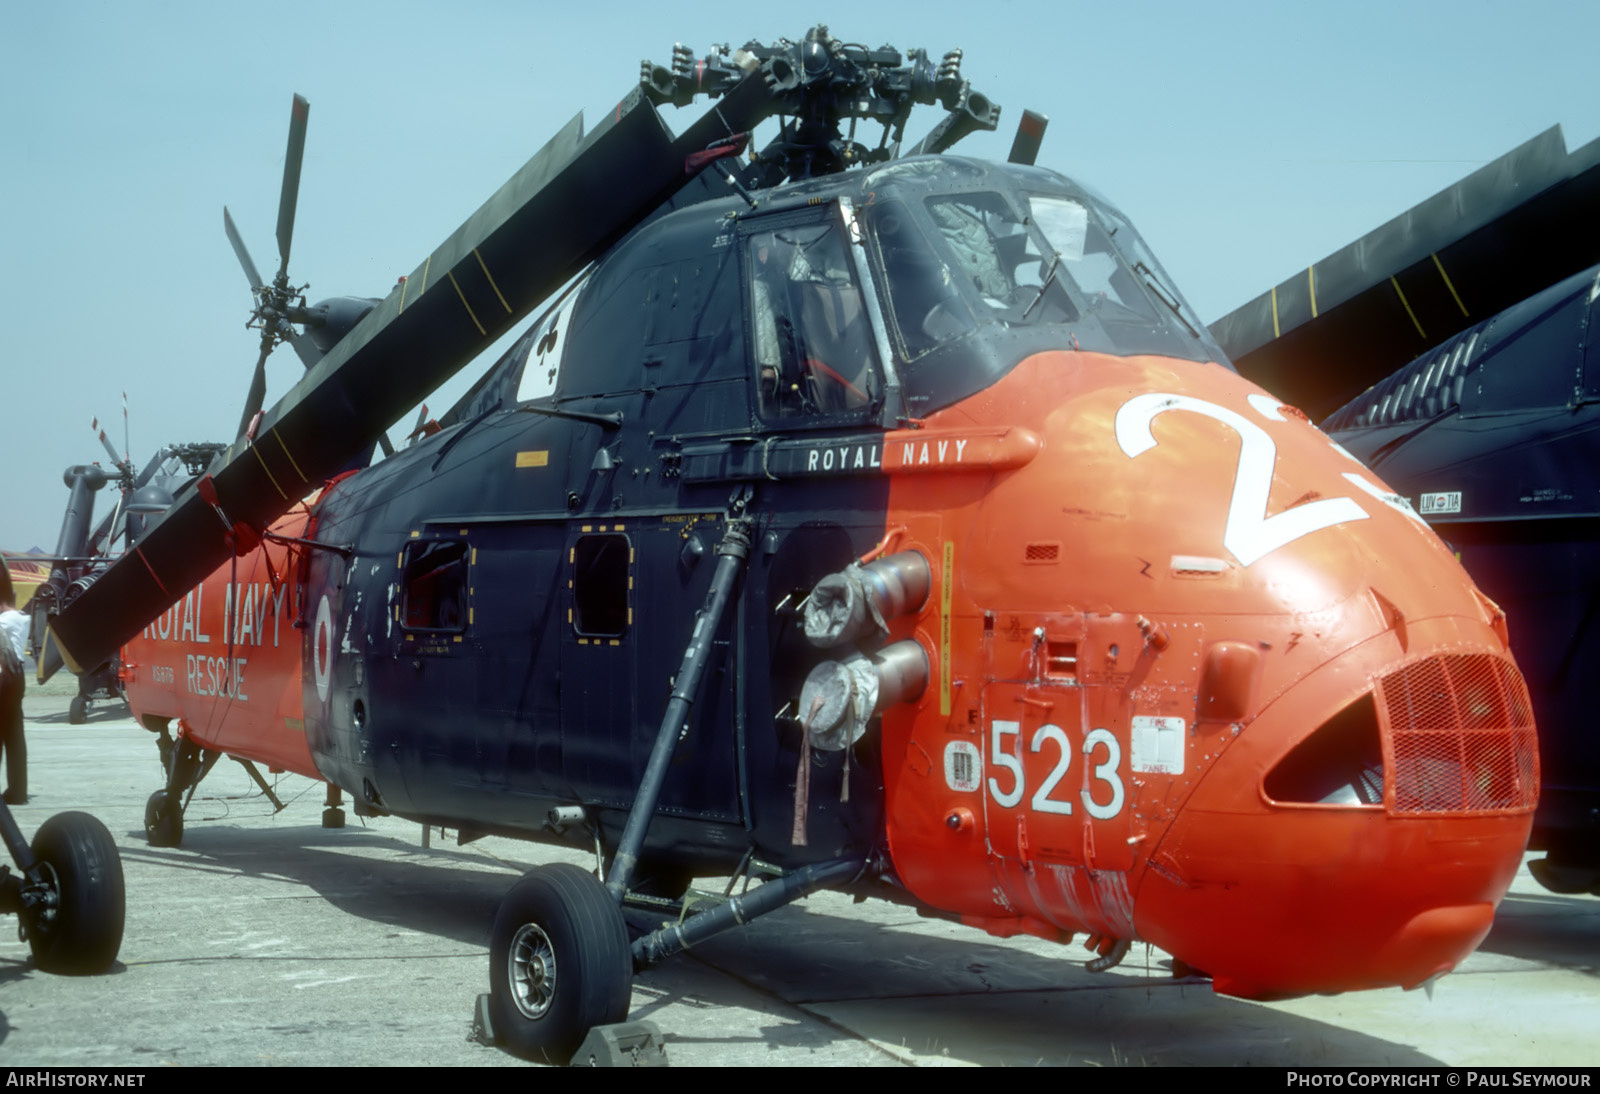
top-left (572, 533), bottom-right (630, 638)
top-left (746, 220), bottom-right (879, 422)
top-left (402, 541), bottom-right (469, 632)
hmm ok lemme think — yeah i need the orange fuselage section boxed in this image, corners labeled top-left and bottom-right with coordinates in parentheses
top-left (121, 509), bottom-right (316, 779)
top-left (875, 350), bottom-right (1534, 997)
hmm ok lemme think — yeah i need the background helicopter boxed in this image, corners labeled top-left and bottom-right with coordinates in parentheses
top-left (25, 25), bottom-right (1542, 1064)
top-left (1211, 127), bottom-right (1600, 898)
top-left (28, 423), bottom-right (225, 722)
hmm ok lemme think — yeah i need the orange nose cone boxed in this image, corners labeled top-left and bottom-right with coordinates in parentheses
top-left (1134, 625), bottom-right (1535, 998)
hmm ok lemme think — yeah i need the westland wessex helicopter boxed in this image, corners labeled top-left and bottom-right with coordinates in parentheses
top-left (38, 28), bottom-right (1539, 1064)
top-left (30, 422), bottom-right (226, 723)
top-left (1213, 126), bottom-right (1600, 898)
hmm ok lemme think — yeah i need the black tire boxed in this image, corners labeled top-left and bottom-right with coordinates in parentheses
top-left (489, 863), bottom-right (631, 1065)
top-left (144, 789), bottom-right (182, 848)
top-left (67, 695), bottom-right (86, 725)
top-left (26, 811), bottom-right (125, 975)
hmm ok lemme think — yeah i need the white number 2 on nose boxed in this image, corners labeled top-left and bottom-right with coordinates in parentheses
top-left (1115, 392), bottom-right (1368, 567)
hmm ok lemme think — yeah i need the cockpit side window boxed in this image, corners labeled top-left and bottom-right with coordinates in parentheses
top-left (746, 219), bottom-right (879, 423)
top-left (870, 199), bottom-right (979, 360)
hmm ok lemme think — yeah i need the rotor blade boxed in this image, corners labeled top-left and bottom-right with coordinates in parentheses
top-left (238, 344), bottom-right (269, 439)
top-left (1007, 109), bottom-right (1048, 166)
top-left (49, 74), bottom-right (781, 675)
top-left (223, 207), bottom-right (264, 290)
top-left (1212, 125), bottom-right (1600, 420)
top-left (92, 419), bottom-right (122, 466)
top-left (286, 325), bottom-right (320, 369)
top-left (276, 94), bottom-right (309, 279)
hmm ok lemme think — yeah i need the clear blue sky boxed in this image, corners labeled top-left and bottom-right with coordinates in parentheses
top-left (5, 0), bottom-right (1599, 550)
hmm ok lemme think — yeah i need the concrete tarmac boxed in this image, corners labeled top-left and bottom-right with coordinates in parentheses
top-left (2, 687), bottom-right (1597, 1067)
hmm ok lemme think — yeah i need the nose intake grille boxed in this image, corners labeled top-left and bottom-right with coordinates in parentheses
top-left (1378, 654), bottom-right (1537, 816)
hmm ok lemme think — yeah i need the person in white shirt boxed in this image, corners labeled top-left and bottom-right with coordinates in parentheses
top-left (0, 564), bottom-right (29, 805)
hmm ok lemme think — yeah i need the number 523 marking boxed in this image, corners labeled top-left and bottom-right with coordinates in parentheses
top-left (987, 720), bottom-right (1125, 820)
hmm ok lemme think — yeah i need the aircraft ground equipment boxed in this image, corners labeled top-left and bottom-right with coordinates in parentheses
top-left (0, 806), bottom-right (125, 975)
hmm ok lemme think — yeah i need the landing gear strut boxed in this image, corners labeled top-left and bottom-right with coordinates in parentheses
top-left (482, 492), bottom-right (870, 1064)
top-left (144, 730), bottom-right (219, 849)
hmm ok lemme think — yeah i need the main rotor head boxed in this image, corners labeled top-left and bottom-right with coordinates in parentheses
top-left (641, 25), bottom-right (1001, 185)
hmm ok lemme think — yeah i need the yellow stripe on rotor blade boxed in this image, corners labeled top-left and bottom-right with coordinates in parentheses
top-left (251, 444), bottom-right (289, 500)
top-left (446, 270), bottom-right (486, 336)
top-left (273, 430), bottom-right (306, 482)
top-left (1432, 253), bottom-right (1469, 317)
top-left (1390, 276), bottom-right (1427, 339)
top-left (474, 249), bottom-right (513, 314)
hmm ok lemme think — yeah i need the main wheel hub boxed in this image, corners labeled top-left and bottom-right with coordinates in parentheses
top-left (508, 922), bottom-right (557, 1019)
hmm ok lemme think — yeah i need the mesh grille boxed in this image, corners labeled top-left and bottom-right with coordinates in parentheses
top-left (1379, 654), bottom-right (1538, 816)
top-left (1023, 542), bottom-right (1060, 563)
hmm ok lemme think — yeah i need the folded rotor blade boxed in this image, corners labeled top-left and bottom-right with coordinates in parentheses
top-left (1212, 125), bottom-right (1600, 419)
top-left (93, 419), bottom-right (123, 467)
top-left (286, 325), bottom-right (320, 369)
top-left (276, 93), bottom-right (309, 279)
top-left (237, 344), bottom-right (270, 439)
top-left (1007, 109), bottom-right (1048, 166)
top-left (223, 206), bottom-right (264, 290)
top-left (49, 74), bottom-right (780, 675)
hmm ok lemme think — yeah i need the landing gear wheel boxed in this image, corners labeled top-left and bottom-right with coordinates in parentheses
top-left (489, 863), bottom-right (631, 1065)
top-left (144, 789), bottom-right (182, 848)
top-left (25, 811), bottom-right (125, 974)
top-left (68, 695), bottom-right (86, 725)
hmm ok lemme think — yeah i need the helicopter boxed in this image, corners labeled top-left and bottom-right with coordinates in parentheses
top-left (36, 27), bottom-right (1537, 1064)
top-left (29, 428), bottom-right (226, 723)
top-left (1212, 125), bottom-right (1600, 898)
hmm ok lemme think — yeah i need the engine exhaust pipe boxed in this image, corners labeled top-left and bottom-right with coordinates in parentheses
top-left (802, 551), bottom-right (930, 649)
top-left (796, 640), bottom-right (929, 750)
